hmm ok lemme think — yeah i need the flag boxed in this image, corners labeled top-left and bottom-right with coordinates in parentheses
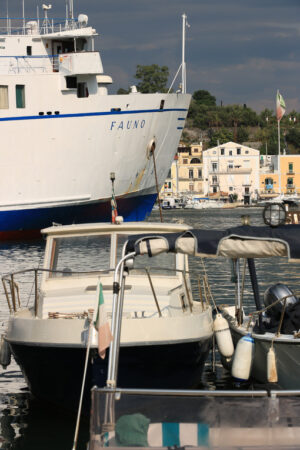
top-left (111, 188), bottom-right (118, 224)
top-left (94, 283), bottom-right (113, 359)
top-left (276, 90), bottom-right (286, 121)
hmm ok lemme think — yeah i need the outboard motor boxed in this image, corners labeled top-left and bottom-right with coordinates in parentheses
top-left (264, 283), bottom-right (298, 319)
top-left (263, 283), bottom-right (300, 334)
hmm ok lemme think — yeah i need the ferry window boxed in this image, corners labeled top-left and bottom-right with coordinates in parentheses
top-left (160, 100), bottom-right (165, 110)
top-left (49, 235), bottom-right (112, 277)
top-left (237, 148), bottom-right (241, 155)
top-left (66, 76), bottom-right (77, 89)
top-left (77, 82), bottom-right (89, 98)
top-left (0, 85), bottom-right (8, 109)
top-left (27, 46), bottom-right (32, 56)
top-left (221, 148), bottom-right (225, 155)
top-left (16, 85), bottom-right (25, 108)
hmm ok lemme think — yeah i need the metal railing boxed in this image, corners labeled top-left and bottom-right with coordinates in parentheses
top-left (0, 55), bottom-right (59, 74)
top-left (0, 17), bottom-right (80, 36)
top-left (2, 265), bottom-right (207, 318)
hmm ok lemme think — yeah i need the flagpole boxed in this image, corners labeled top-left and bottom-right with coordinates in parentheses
top-left (278, 120), bottom-right (281, 195)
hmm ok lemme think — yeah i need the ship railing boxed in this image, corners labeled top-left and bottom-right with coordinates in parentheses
top-left (0, 17), bottom-right (80, 36)
top-left (2, 266), bottom-right (207, 318)
top-left (0, 55), bottom-right (59, 73)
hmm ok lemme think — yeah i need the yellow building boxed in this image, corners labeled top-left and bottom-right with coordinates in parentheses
top-left (161, 143), bottom-right (204, 198)
top-left (259, 155), bottom-right (300, 197)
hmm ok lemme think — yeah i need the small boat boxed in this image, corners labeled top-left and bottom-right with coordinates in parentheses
top-left (87, 221), bottom-right (300, 450)
top-left (1, 220), bottom-right (213, 410)
top-left (110, 222), bottom-right (300, 390)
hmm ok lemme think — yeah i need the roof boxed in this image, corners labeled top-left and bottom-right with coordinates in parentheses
top-left (126, 224), bottom-right (300, 262)
top-left (41, 221), bottom-right (192, 237)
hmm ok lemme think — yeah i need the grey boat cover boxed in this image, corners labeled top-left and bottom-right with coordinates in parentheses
top-left (126, 225), bottom-right (300, 261)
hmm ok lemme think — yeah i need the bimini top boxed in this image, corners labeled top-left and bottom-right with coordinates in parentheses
top-left (125, 224), bottom-right (300, 262)
top-left (41, 221), bottom-right (191, 237)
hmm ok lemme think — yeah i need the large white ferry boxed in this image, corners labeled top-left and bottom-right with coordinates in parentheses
top-left (0, 2), bottom-right (190, 239)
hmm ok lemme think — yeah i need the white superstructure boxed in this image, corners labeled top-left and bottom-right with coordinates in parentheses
top-left (0, 4), bottom-right (190, 238)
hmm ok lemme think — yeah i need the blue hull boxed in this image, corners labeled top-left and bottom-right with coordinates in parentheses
top-left (0, 193), bottom-right (157, 239)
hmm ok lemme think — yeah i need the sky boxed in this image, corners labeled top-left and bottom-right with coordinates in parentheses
top-left (5, 0), bottom-right (300, 112)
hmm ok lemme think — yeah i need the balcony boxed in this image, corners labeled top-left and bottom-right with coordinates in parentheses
top-left (209, 168), bottom-right (252, 175)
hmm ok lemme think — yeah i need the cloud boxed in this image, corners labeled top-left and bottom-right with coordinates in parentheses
top-left (5, 0), bottom-right (300, 111)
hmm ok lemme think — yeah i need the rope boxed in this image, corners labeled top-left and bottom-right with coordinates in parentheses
top-left (72, 310), bottom-right (94, 450)
top-left (151, 145), bottom-right (163, 223)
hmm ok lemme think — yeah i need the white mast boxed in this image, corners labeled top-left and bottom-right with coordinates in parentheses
top-left (181, 13), bottom-right (187, 94)
top-left (69, 0), bottom-right (74, 26)
top-left (181, 14), bottom-right (190, 94)
top-left (22, 0), bottom-right (25, 34)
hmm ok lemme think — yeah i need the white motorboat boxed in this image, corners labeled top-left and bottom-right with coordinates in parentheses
top-left (88, 221), bottom-right (300, 450)
top-left (0, 2), bottom-right (190, 239)
top-left (115, 223), bottom-right (300, 389)
top-left (1, 220), bottom-right (213, 410)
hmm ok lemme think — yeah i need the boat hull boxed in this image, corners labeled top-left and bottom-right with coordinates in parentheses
top-left (222, 308), bottom-right (300, 389)
top-left (0, 93), bottom-right (190, 239)
top-left (229, 326), bottom-right (300, 389)
top-left (0, 191), bottom-right (157, 239)
top-left (9, 337), bottom-right (212, 412)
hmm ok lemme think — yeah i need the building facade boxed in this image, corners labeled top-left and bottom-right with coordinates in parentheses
top-left (259, 154), bottom-right (300, 196)
top-left (161, 143), bottom-right (204, 198)
top-left (202, 142), bottom-right (260, 202)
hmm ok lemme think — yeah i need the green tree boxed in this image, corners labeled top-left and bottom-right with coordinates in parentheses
top-left (256, 126), bottom-right (284, 155)
top-left (192, 90), bottom-right (216, 107)
top-left (237, 126), bottom-right (249, 144)
top-left (208, 128), bottom-right (233, 147)
top-left (135, 64), bottom-right (169, 93)
top-left (117, 88), bottom-right (130, 95)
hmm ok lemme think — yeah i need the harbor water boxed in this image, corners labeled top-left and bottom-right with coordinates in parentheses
top-left (0, 207), bottom-right (300, 449)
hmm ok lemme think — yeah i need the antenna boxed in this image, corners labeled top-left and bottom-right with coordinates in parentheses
top-left (22, 0), bottom-right (25, 34)
top-left (42, 4), bottom-right (52, 33)
top-left (69, 0), bottom-right (74, 20)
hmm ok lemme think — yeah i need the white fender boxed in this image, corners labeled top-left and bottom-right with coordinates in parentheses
top-left (267, 346), bottom-right (278, 383)
top-left (0, 335), bottom-right (11, 369)
top-left (213, 314), bottom-right (234, 358)
top-left (231, 334), bottom-right (254, 381)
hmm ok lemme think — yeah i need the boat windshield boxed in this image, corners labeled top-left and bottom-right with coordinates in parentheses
top-left (49, 235), bottom-right (112, 277)
top-left (116, 234), bottom-right (177, 276)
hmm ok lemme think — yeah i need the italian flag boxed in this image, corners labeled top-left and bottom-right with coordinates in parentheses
top-left (276, 90), bottom-right (286, 121)
top-left (94, 283), bottom-right (113, 359)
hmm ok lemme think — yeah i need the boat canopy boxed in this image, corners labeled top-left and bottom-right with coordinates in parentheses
top-left (125, 225), bottom-right (300, 261)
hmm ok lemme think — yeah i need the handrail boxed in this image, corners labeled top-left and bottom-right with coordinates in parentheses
top-left (1, 265), bottom-right (206, 318)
